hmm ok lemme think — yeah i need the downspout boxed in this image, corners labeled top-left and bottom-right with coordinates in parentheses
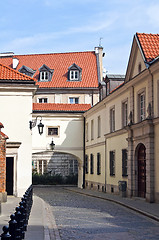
top-left (83, 116), bottom-right (86, 189)
top-left (91, 90), bottom-right (94, 106)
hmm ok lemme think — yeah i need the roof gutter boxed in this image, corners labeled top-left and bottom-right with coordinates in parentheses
top-left (33, 110), bottom-right (88, 114)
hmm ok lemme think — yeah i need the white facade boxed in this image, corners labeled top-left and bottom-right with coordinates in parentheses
top-left (32, 112), bottom-right (84, 187)
top-left (0, 84), bottom-right (36, 197)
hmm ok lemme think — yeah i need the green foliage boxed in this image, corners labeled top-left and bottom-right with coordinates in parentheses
top-left (32, 172), bottom-right (78, 185)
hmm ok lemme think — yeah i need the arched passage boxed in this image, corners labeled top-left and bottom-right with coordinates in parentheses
top-left (32, 151), bottom-right (79, 176)
top-left (136, 144), bottom-right (146, 198)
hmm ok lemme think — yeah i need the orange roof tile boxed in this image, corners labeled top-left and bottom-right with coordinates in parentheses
top-left (33, 103), bottom-right (91, 112)
top-left (0, 51), bottom-right (98, 88)
top-left (136, 33), bottom-right (159, 62)
top-left (0, 63), bottom-right (35, 81)
top-left (1, 131), bottom-right (8, 139)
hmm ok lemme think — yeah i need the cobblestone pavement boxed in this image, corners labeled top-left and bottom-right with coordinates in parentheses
top-left (34, 187), bottom-right (159, 240)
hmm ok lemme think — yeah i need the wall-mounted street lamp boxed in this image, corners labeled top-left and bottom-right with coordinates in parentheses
top-left (50, 138), bottom-right (55, 151)
top-left (29, 116), bottom-right (44, 135)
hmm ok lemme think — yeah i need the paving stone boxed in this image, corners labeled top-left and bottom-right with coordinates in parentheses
top-left (34, 186), bottom-right (159, 240)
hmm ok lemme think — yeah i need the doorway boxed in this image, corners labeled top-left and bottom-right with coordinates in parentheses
top-left (6, 157), bottom-right (14, 195)
top-left (137, 144), bottom-right (146, 198)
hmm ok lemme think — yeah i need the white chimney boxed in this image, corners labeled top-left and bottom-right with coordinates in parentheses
top-left (13, 58), bottom-right (19, 69)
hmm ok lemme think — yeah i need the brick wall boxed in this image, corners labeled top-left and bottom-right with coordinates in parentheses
top-left (0, 123), bottom-right (8, 196)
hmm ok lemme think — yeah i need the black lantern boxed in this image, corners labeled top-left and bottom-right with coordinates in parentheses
top-left (50, 138), bottom-right (55, 151)
top-left (38, 120), bottom-right (44, 135)
top-left (29, 116), bottom-right (44, 135)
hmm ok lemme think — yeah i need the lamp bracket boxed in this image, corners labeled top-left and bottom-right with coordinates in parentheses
top-left (29, 116), bottom-right (42, 130)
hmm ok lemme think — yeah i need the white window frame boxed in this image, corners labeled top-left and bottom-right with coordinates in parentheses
top-left (69, 97), bottom-right (79, 104)
top-left (33, 160), bottom-right (47, 175)
top-left (86, 122), bottom-right (89, 142)
top-left (91, 119), bottom-right (94, 140)
top-left (138, 91), bottom-right (146, 121)
top-left (97, 116), bottom-right (101, 138)
top-left (40, 71), bottom-right (49, 81)
top-left (70, 70), bottom-right (79, 81)
top-left (110, 107), bottom-right (115, 132)
top-left (122, 100), bottom-right (128, 127)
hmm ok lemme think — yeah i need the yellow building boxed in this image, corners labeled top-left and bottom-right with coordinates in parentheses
top-left (84, 33), bottom-right (159, 203)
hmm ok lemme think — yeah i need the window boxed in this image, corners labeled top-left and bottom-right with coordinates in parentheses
top-left (86, 122), bottom-right (89, 142)
top-left (19, 65), bottom-right (36, 77)
top-left (110, 151), bottom-right (115, 176)
top-left (97, 116), bottom-right (101, 138)
top-left (38, 98), bottom-right (48, 103)
top-left (40, 71), bottom-right (49, 81)
top-left (139, 92), bottom-right (145, 121)
top-left (122, 149), bottom-right (128, 177)
top-left (48, 127), bottom-right (59, 136)
top-left (97, 153), bottom-right (101, 175)
top-left (70, 70), bottom-right (79, 81)
top-left (33, 160), bottom-right (47, 174)
top-left (69, 97), bottom-right (79, 104)
top-left (90, 154), bottom-right (94, 174)
top-left (91, 120), bottom-right (94, 140)
top-left (110, 107), bottom-right (115, 132)
top-left (138, 63), bottom-right (142, 73)
top-left (85, 155), bottom-right (88, 174)
top-left (122, 101), bottom-right (128, 127)
top-left (68, 63), bottom-right (82, 81)
top-left (39, 64), bottom-right (54, 82)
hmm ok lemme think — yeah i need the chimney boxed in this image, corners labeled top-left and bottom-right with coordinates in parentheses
top-left (0, 52), bottom-right (14, 58)
top-left (13, 58), bottom-right (19, 69)
top-left (94, 46), bottom-right (105, 83)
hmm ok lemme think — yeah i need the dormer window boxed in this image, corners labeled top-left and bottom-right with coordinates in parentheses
top-left (68, 63), bottom-right (82, 81)
top-left (19, 65), bottom-right (36, 77)
top-left (70, 70), bottom-right (79, 80)
top-left (40, 71), bottom-right (49, 81)
top-left (39, 64), bottom-right (54, 82)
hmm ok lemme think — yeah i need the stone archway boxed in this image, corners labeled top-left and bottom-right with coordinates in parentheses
top-left (32, 151), bottom-right (78, 177)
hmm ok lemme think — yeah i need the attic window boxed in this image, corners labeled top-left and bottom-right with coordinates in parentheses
top-left (68, 63), bottom-right (82, 81)
top-left (19, 65), bottom-right (36, 77)
top-left (70, 70), bottom-right (79, 81)
top-left (39, 64), bottom-right (54, 82)
top-left (40, 71), bottom-right (49, 81)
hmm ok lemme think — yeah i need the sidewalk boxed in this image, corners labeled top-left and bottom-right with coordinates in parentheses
top-left (0, 187), bottom-right (158, 240)
top-left (0, 195), bottom-right (45, 240)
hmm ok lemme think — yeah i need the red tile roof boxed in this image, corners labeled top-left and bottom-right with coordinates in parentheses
top-left (1, 131), bottom-right (8, 139)
top-left (33, 103), bottom-right (91, 112)
top-left (0, 63), bottom-right (35, 81)
top-left (0, 51), bottom-right (98, 88)
top-left (136, 33), bottom-right (159, 62)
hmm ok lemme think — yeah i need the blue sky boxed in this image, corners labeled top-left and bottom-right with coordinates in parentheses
top-left (0, 0), bottom-right (159, 74)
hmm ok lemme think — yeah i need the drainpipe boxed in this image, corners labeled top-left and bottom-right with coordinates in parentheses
top-left (83, 117), bottom-right (86, 189)
top-left (91, 91), bottom-right (94, 106)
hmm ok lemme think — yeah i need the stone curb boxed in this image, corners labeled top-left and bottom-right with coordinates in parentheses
top-left (65, 188), bottom-right (159, 223)
top-left (41, 198), bottom-right (61, 240)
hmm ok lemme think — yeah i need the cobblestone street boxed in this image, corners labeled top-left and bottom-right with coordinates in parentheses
top-left (34, 187), bottom-right (159, 240)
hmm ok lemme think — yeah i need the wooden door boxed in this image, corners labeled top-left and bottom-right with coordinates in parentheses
top-left (138, 145), bottom-right (146, 198)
